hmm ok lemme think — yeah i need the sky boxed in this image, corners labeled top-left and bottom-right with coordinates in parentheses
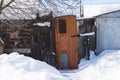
top-left (83, 0), bottom-right (120, 5)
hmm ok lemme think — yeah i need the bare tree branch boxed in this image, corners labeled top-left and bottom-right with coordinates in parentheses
top-left (0, 0), bottom-right (80, 19)
top-left (2, 0), bottom-right (15, 9)
top-left (0, 0), bottom-right (4, 7)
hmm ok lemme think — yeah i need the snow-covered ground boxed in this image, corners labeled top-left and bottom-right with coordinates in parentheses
top-left (62, 50), bottom-right (120, 80)
top-left (0, 52), bottom-right (67, 80)
top-left (0, 50), bottom-right (120, 80)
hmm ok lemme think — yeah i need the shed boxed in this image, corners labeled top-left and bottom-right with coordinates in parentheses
top-left (54, 15), bottom-right (79, 69)
top-left (77, 17), bottom-right (96, 60)
top-left (95, 10), bottom-right (120, 53)
top-left (0, 12), bottom-right (55, 66)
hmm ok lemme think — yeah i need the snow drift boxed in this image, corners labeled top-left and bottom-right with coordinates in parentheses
top-left (70, 50), bottom-right (120, 80)
top-left (1, 50), bottom-right (120, 80)
top-left (0, 52), bottom-right (67, 80)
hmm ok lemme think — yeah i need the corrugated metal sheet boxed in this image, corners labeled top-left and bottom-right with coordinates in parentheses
top-left (96, 10), bottom-right (120, 53)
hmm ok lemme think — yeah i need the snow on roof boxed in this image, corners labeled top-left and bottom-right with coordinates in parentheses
top-left (77, 17), bottom-right (94, 20)
top-left (33, 22), bottom-right (50, 27)
top-left (0, 52), bottom-right (67, 80)
top-left (84, 4), bottom-right (120, 17)
top-left (94, 9), bottom-right (120, 17)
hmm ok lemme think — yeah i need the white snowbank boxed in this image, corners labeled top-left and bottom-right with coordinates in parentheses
top-left (1, 50), bottom-right (120, 80)
top-left (70, 50), bottom-right (120, 80)
top-left (33, 22), bottom-right (50, 27)
top-left (0, 52), bottom-right (68, 80)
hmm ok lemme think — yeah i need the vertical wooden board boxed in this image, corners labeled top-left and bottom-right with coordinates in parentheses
top-left (68, 16), bottom-right (79, 68)
top-left (54, 18), bottom-right (59, 68)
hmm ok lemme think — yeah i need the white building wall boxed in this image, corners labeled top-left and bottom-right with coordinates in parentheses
top-left (96, 11), bottom-right (120, 53)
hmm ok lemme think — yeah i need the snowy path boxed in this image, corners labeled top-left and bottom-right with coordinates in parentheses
top-left (60, 51), bottom-right (96, 78)
top-left (60, 59), bottom-right (95, 79)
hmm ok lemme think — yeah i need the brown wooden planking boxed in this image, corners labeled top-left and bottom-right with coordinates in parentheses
top-left (55, 15), bottom-right (79, 69)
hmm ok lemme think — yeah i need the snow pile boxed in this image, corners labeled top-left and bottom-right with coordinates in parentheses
top-left (0, 52), bottom-right (68, 80)
top-left (78, 50), bottom-right (97, 70)
top-left (70, 50), bottom-right (120, 80)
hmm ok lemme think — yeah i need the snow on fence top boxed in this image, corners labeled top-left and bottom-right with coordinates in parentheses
top-left (80, 32), bottom-right (95, 37)
top-left (33, 22), bottom-right (50, 27)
